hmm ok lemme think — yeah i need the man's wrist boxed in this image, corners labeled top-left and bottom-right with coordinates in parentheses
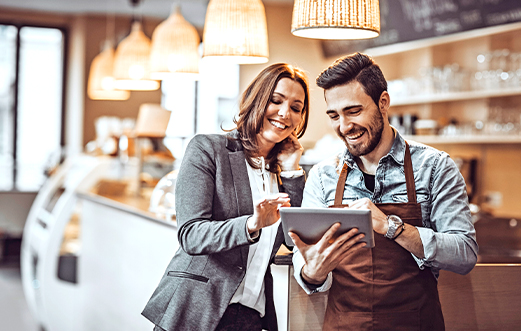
top-left (301, 265), bottom-right (326, 285)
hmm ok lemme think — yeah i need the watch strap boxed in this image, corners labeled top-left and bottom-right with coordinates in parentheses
top-left (391, 223), bottom-right (405, 241)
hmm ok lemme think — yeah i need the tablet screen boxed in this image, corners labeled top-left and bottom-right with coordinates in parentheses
top-left (280, 207), bottom-right (374, 247)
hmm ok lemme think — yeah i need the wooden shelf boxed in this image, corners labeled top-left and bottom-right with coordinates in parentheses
top-left (404, 135), bottom-right (521, 145)
top-left (391, 86), bottom-right (521, 107)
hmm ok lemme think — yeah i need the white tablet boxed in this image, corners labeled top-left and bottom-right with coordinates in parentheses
top-left (280, 207), bottom-right (374, 247)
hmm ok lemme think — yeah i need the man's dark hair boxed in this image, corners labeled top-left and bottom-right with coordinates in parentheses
top-left (316, 52), bottom-right (387, 107)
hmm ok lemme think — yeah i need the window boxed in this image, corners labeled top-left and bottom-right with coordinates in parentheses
top-left (0, 24), bottom-right (66, 191)
top-left (162, 59), bottom-right (240, 164)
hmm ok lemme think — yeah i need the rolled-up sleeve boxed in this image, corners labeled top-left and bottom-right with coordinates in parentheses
top-left (415, 153), bottom-right (478, 276)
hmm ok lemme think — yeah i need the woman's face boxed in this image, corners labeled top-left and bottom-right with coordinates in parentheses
top-left (257, 77), bottom-right (305, 155)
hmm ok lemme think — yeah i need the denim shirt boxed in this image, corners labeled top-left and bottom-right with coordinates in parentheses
top-left (293, 131), bottom-right (478, 293)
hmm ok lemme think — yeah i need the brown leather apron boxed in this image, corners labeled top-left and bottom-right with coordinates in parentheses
top-left (324, 143), bottom-right (444, 331)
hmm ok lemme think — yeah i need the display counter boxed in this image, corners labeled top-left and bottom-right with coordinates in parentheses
top-left (20, 155), bottom-right (139, 331)
top-left (76, 191), bottom-right (178, 331)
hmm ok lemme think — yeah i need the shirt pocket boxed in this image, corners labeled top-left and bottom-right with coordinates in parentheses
top-left (391, 191), bottom-right (431, 227)
top-left (391, 191), bottom-right (429, 204)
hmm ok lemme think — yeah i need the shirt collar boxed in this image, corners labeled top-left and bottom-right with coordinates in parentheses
top-left (387, 128), bottom-right (406, 166)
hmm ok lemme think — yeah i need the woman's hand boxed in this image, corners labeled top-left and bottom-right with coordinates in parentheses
top-left (278, 132), bottom-right (304, 171)
top-left (247, 193), bottom-right (291, 233)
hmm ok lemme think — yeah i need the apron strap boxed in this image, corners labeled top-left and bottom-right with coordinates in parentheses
top-left (334, 163), bottom-right (349, 205)
top-left (404, 141), bottom-right (417, 203)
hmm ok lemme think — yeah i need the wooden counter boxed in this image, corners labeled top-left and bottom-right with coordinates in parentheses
top-left (287, 264), bottom-right (521, 331)
top-left (438, 264), bottom-right (521, 331)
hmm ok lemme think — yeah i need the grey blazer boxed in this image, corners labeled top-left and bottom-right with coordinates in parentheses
top-left (142, 131), bottom-right (304, 331)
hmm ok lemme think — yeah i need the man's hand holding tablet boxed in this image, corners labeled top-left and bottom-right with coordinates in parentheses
top-left (289, 224), bottom-right (367, 285)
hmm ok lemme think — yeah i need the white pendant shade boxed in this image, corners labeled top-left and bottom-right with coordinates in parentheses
top-left (203, 0), bottom-right (269, 64)
top-left (150, 6), bottom-right (200, 80)
top-left (291, 0), bottom-right (380, 40)
top-left (87, 40), bottom-right (131, 100)
top-left (113, 21), bottom-right (160, 91)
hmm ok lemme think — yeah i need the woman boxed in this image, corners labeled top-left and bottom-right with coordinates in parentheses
top-left (142, 63), bottom-right (310, 331)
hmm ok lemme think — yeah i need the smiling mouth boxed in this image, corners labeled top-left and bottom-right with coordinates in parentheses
top-left (269, 119), bottom-right (288, 130)
top-left (346, 131), bottom-right (364, 140)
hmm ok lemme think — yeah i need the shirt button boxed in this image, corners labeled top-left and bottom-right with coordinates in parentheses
top-left (237, 266), bottom-right (243, 270)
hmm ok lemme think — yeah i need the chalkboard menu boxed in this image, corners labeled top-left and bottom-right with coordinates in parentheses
top-left (322, 0), bottom-right (521, 58)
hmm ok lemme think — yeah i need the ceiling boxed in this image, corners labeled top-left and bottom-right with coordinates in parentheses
top-left (0, 0), bottom-right (295, 28)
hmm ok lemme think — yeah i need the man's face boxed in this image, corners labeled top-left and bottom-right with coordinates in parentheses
top-left (325, 81), bottom-right (384, 158)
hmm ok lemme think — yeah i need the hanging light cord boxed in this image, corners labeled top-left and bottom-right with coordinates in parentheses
top-left (106, 1), bottom-right (115, 46)
top-left (130, 0), bottom-right (142, 24)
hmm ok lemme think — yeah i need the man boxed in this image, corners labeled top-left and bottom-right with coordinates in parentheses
top-left (289, 53), bottom-right (478, 331)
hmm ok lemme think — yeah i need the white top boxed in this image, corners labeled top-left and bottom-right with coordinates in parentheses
top-left (229, 157), bottom-right (281, 317)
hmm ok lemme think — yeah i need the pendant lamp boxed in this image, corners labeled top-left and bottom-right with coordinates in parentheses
top-left (87, 9), bottom-right (130, 100)
top-left (291, 0), bottom-right (380, 40)
top-left (113, 21), bottom-right (160, 91)
top-left (203, 0), bottom-right (269, 64)
top-left (150, 5), bottom-right (200, 80)
top-left (88, 41), bottom-right (130, 100)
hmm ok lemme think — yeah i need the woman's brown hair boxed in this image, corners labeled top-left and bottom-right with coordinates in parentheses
top-left (232, 63), bottom-right (310, 173)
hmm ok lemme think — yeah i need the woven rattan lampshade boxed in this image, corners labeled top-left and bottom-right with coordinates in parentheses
top-left (150, 6), bottom-right (200, 80)
top-left (203, 0), bottom-right (269, 64)
top-left (88, 41), bottom-right (131, 100)
top-left (113, 21), bottom-right (160, 91)
top-left (291, 0), bottom-right (380, 40)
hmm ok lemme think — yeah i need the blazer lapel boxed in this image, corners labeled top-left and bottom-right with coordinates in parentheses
top-left (226, 134), bottom-right (254, 267)
top-left (228, 151), bottom-right (254, 216)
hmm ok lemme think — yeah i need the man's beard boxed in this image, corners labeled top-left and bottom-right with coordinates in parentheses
top-left (343, 109), bottom-right (384, 157)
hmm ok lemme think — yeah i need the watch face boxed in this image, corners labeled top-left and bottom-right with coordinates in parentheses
top-left (389, 215), bottom-right (403, 226)
top-left (385, 215), bottom-right (403, 239)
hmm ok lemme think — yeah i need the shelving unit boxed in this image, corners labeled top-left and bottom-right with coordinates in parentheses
top-left (404, 134), bottom-right (521, 145)
top-left (391, 86), bottom-right (521, 107)
top-left (366, 21), bottom-right (521, 107)
top-left (363, 22), bottom-right (521, 218)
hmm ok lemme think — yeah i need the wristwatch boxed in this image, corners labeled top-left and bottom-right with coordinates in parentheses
top-left (384, 215), bottom-right (404, 239)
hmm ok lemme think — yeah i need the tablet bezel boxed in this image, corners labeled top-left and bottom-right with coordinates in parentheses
top-left (279, 207), bottom-right (374, 248)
